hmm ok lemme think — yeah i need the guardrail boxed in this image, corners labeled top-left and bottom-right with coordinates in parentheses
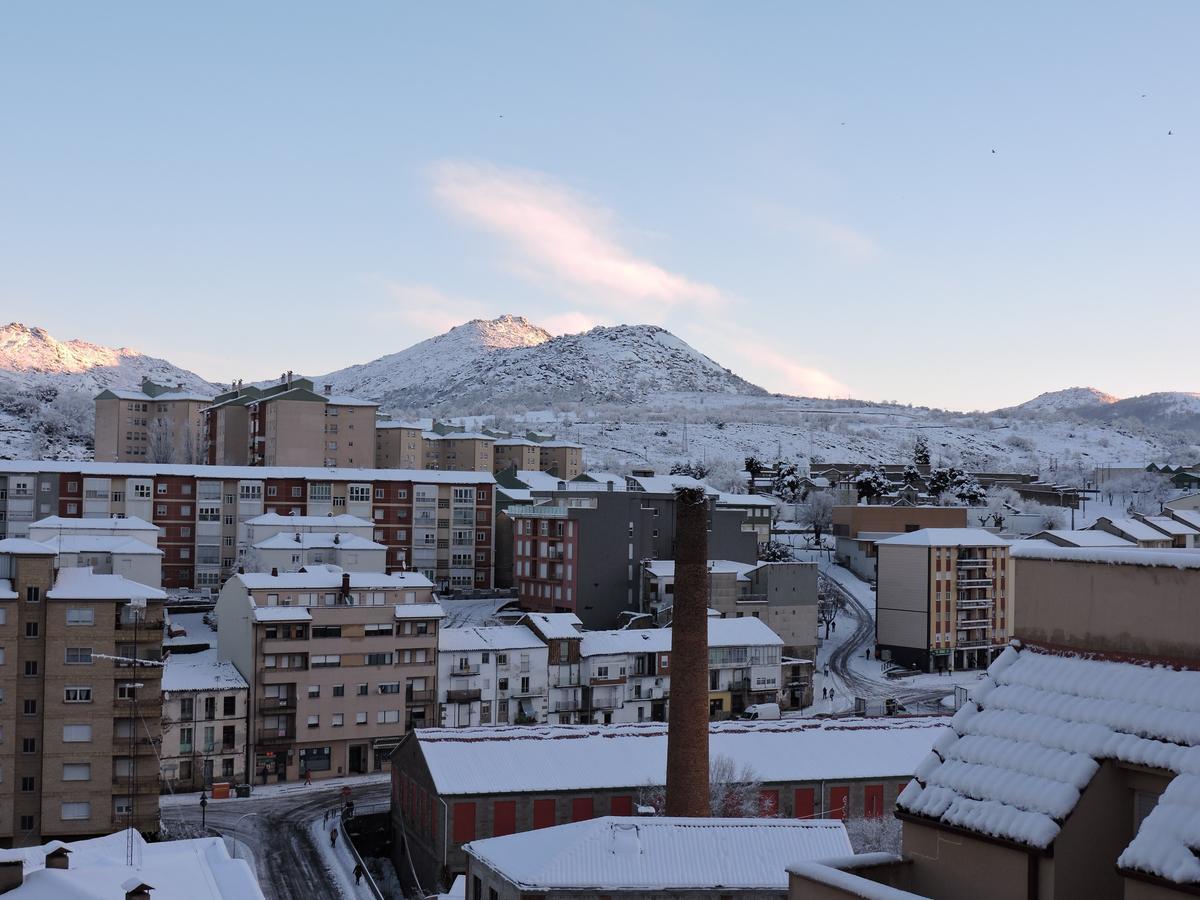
top-left (340, 801), bottom-right (388, 900)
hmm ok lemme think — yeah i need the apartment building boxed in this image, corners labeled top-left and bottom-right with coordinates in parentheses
top-left (159, 649), bottom-right (248, 792)
top-left (536, 441), bottom-right (583, 479)
top-left (875, 528), bottom-right (1011, 672)
top-left (94, 379), bottom-right (213, 464)
top-left (716, 492), bottom-right (778, 543)
top-left (0, 462), bottom-right (495, 593)
top-left (215, 567), bottom-right (443, 781)
top-left (492, 439), bottom-right (540, 473)
top-left (509, 488), bottom-right (757, 628)
top-left (520, 612), bottom-right (584, 725)
top-left (791, 545), bottom-right (1200, 900)
top-left (0, 541), bottom-right (166, 846)
top-left (375, 422), bottom-right (425, 469)
top-left (248, 532), bottom-right (388, 575)
top-left (437, 626), bottom-right (549, 727)
top-left (203, 376), bottom-right (378, 468)
top-left (644, 559), bottom-right (818, 658)
top-left (391, 717), bottom-right (949, 890)
top-left (27, 516), bottom-right (163, 589)
top-left (832, 505), bottom-right (969, 581)
top-left (420, 432), bottom-right (496, 473)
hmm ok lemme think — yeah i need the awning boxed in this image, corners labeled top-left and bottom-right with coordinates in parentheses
top-left (372, 736), bottom-right (402, 751)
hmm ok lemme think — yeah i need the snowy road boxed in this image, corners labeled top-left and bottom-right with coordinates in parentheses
top-left (162, 776), bottom-right (391, 899)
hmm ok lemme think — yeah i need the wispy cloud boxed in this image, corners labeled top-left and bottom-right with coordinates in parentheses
top-left (429, 160), bottom-right (722, 313)
top-left (752, 201), bottom-right (880, 263)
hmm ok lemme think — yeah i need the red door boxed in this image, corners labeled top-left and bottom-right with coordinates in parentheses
top-left (533, 798), bottom-right (556, 829)
top-left (794, 787), bottom-right (815, 820)
top-left (864, 784), bottom-right (884, 818)
top-left (828, 787), bottom-right (849, 820)
top-left (758, 789), bottom-right (780, 816)
top-left (610, 796), bottom-right (633, 816)
top-left (571, 797), bottom-right (595, 822)
top-left (493, 800), bottom-right (517, 836)
top-left (452, 802), bottom-right (476, 843)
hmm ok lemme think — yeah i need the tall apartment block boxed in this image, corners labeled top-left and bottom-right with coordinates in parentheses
top-left (94, 378), bottom-right (212, 464)
top-left (215, 568), bottom-right (443, 781)
top-left (0, 541), bottom-right (165, 846)
top-left (874, 528), bottom-right (1012, 672)
top-left (0, 462), bottom-right (496, 593)
top-left (203, 375), bottom-right (377, 468)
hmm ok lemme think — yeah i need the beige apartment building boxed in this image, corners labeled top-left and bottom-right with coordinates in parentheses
top-left (375, 422), bottom-right (425, 469)
top-left (537, 440), bottom-right (583, 478)
top-left (0, 540), bottom-right (166, 846)
top-left (492, 439), bottom-right (541, 473)
top-left (215, 567), bottom-right (443, 781)
top-left (203, 376), bottom-right (378, 468)
top-left (94, 379), bottom-right (212, 464)
top-left (421, 432), bottom-right (496, 472)
top-left (832, 504), bottom-right (969, 581)
top-left (875, 527), bottom-right (1011, 672)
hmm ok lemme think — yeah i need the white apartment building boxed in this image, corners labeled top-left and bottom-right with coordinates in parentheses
top-left (160, 649), bottom-right (249, 791)
top-left (248, 532), bottom-right (388, 575)
top-left (437, 626), bottom-right (549, 727)
top-left (27, 516), bottom-right (163, 589)
top-left (579, 628), bottom-right (671, 725)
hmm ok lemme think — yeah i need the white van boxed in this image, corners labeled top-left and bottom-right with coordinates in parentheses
top-left (740, 702), bottom-right (781, 720)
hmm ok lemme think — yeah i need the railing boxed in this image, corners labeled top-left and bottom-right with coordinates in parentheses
top-left (957, 578), bottom-right (993, 588)
top-left (257, 730), bottom-right (296, 745)
top-left (956, 598), bottom-right (993, 610)
top-left (450, 665), bottom-right (480, 677)
top-left (956, 559), bottom-right (990, 570)
top-left (727, 678), bottom-right (751, 693)
top-left (589, 676), bottom-right (626, 686)
top-left (955, 639), bottom-right (993, 651)
top-left (405, 690), bottom-right (434, 703)
top-left (549, 669), bottom-right (581, 688)
top-left (113, 774), bottom-right (161, 789)
top-left (257, 696), bottom-right (293, 711)
top-left (446, 688), bottom-right (481, 702)
top-left (550, 699), bottom-right (581, 712)
top-left (735, 593), bottom-right (768, 604)
top-left (956, 619), bottom-right (991, 629)
top-left (589, 695), bottom-right (620, 710)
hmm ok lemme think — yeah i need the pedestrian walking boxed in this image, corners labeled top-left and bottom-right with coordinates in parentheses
top-left (821, 686), bottom-right (827, 700)
top-left (346, 800), bottom-right (355, 818)
top-left (304, 769), bottom-right (312, 786)
top-left (831, 620), bottom-right (836, 633)
top-left (354, 863), bottom-right (365, 885)
top-left (260, 765), bottom-right (269, 786)
top-left (323, 808), bottom-right (330, 826)
top-left (330, 827), bottom-right (338, 848)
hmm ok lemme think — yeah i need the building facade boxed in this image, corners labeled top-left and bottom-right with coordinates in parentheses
top-left (0, 462), bottom-right (495, 594)
top-left (215, 568), bottom-right (443, 781)
top-left (159, 649), bottom-right (249, 792)
top-left (832, 505), bottom-right (969, 581)
top-left (0, 542), bottom-right (166, 845)
top-left (94, 379), bottom-right (212, 464)
top-left (874, 528), bottom-right (1011, 672)
top-left (437, 626), bottom-right (549, 728)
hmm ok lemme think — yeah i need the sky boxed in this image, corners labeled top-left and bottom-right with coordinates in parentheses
top-left (2, 2), bottom-right (1198, 410)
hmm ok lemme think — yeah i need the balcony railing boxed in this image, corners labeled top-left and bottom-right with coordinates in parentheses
top-left (955, 639), bottom-right (994, 650)
top-left (451, 665), bottom-right (480, 677)
top-left (405, 690), bottom-right (435, 703)
top-left (589, 675), bottom-right (626, 686)
top-left (550, 699), bottom-right (581, 712)
top-left (956, 619), bottom-right (991, 630)
top-left (549, 669), bottom-right (581, 688)
top-left (589, 695), bottom-right (620, 710)
top-left (956, 598), bottom-right (994, 610)
top-left (113, 774), bottom-right (161, 789)
top-left (956, 559), bottom-right (990, 569)
top-left (446, 688), bottom-right (481, 702)
top-left (957, 578), bottom-right (993, 588)
top-left (257, 730), bottom-right (296, 745)
top-left (257, 696), bottom-right (294, 712)
top-left (735, 593), bottom-right (768, 604)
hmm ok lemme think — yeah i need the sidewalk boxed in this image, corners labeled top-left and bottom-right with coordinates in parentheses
top-left (161, 772), bottom-right (390, 808)
top-left (311, 815), bottom-right (377, 899)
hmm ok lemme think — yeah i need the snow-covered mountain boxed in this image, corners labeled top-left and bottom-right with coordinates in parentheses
top-left (1002, 386), bottom-right (1119, 414)
top-left (1000, 385), bottom-right (1200, 434)
top-left (320, 316), bottom-right (765, 410)
top-left (0, 323), bottom-right (216, 395)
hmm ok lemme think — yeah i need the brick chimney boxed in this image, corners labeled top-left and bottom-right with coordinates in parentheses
top-left (665, 486), bottom-right (710, 817)
top-left (340, 572), bottom-right (351, 603)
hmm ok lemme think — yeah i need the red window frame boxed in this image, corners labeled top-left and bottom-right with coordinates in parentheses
top-left (533, 798), bottom-right (556, 830)
top-left (828, 786), bottom-right (849, 820)
top-left (571, 797), bottom-right (595, 822)
top-left (794, 787), bottom-right (815, 820)
top-left (493, 800), bottom-right (517, 837)
top-left (452, 802), bottom-right (476, 844)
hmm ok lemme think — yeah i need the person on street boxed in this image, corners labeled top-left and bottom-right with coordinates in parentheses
top-left (354, 863), bottom-right (365, 885)
top-left (323, 809), bottom-right (330, 825)
top-left (304, 769), bottom-right (312, 786)
top-left (330, 827), bottom-right (338, 848)
top-left (260, 766), bottom-right (268, 786)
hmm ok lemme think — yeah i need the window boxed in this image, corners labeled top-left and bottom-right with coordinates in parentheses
top-left (24, 622), bottom-right (37, 638)
top-left (452, 802), bottom-right (476, 843)
top-left (64, 687), bottom-right (91, 703)
top-left (332, 713), bottom-right (344, 727)
top-left (22, 700), bottom-right (36, 717)
top-left (119, 684), bottom-right (139, 701)
top-left (18, 815), bottom-right (33, 832)
top-left (25, 586), bottom-right (39, 603)
top-left (307, 715), bottom-right (319, 729)
top-left (311, 655), bottom-right (341, 668)
top-left (63, 763), bottom-right (91, 781)
top-left (20, 776), bottom-right (34, 793)
top-left (61, 802), bottom-right (91, 821)
top-left (333, 685), bottom-right (345, 697)
top-left (65, 648), bottom-right (92, 665)
top-left (378, 682), bottom-right (400, 694)
top-left (66, 608), bottom-right (94, 625)
top-left (377, 710), bottom-right (400, 724)
top-left (63, 724), bottom-right (93, 743)
top-left (355, 712), bottom-right (367, 724)
top-left (223, 696), bottom-right (236, 716)
top-left (21, 738), bottom-right (34, 753)
top-left (357, 683), bottom-right (368, 696)
top-left (366, 652), bottom-right (393, 666)
top-left (298, 746), bottom-right (331, 772)
top-left (23, 661), bottom-right (37, 677)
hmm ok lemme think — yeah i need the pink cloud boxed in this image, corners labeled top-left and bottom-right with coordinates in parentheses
top-left (429, 161), bottom-right (723, 312)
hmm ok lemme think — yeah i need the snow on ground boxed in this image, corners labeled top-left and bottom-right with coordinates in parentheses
top-left (310, 816), bottom-right (376, 899)
top-left (161, 772), bottom-right (390, 808)
top-left (438, 595), bottom-right (519, 628)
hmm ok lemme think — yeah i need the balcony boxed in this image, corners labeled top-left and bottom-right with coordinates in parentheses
top-left (257, 696), bottom-right (294, 712)
top-left (955, 639), bottom-right (994, 651)
top-left (735, 593), bottom-right (768, 605)
top-left (446, 688), bottom-right (481, 702)
top-left (549, 669), bottom-right (581, 688)
top-left (956, 559), bottom-right (990, 570)
top-left (589, 676), bottom-right (626, 686)
top-left (113, 698), bottom-right (163, 717)
top-left (510, 685), bottom-right (541, 697)
top-left (113, 774), bottom-right (161, 790)
top-left (405, 689), bottom-right (435, 703)
top-left (956, 618), bottom-right (991, 630)
top-left (450, 665), bottom-right (480, 677)
top-left (550, 699), bottom-right (581, 712)
top-left (957, 578), bottom-right (993, 589)
top-left (589, 695), bottom-right (621, 710)
top-left (257, 730), bottom-right (296, 746)
top-left (956, 598), bottom-right (994, 610)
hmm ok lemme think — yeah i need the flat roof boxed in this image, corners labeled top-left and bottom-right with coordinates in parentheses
top-left (0, 459), bottom-right (496, 484)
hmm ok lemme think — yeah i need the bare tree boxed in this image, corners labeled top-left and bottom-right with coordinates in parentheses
top-left (147, 417), bottom-right (176, 464)
top-left (844, 813), bottom-right (903, 854)
top-left (636, 754), bottom-right (768, 817)
top-left (798, 493), bottom-right (835, 548)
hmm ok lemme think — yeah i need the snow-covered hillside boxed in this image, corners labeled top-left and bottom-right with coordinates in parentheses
top-left (0, 323), bottom-right (215, 394)
top-left (1002, 386), bottom-right (1118, 414)
top-left (319, 316), bottom-right (764, 409)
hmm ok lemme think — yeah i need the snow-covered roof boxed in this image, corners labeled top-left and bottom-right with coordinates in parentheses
top-left (163, 648), bottom-right (248, 693)
top-left (376, 420), bottom-right (425, 431)
top-left (578, 471), bottom-right (628, 489)
top-left (627, 474), bottom-right (718, 496)
top-left (535, 439), bottom-right (584, 448)
top-left (1095, 517), bottom-right (1172, 543)
top-left (515, 470), bottom-right (573, 491)
top-left (251, 532), bottom-right (385, 551)
top-left (440, 625), bottom-right (544, 653)
top-left (325, 394), bottom-right (377, 407)
top-left (1010, 544), bottom-right (1200, 569)
top-left (898, 641), bottom-right (1200, 883)
top-left (465, 816), bottom-right (852, 892)
top-left (717, 492), bottom-right (779, 507)
top-left (1140, 515), bottom-right (1200, 537)
top-left (251, 607), bottom-right (312, 623)
top-left (46, 567), bottom-right (166, 601)
top-left (496, 487), bottom-right (532, 502)
top-left (1030, 529), bottom-right (1134, 548)
top-left (1168, 509), bottom-right (1200, 531)
top-left (244, 513), bottom-right (373, 528)
top-left (0, 459), bottom-right (495, 485)
top-left (30, 515), bottom-right (159, 532)
top-left (234, 568), bottom-right (434, 592)
top-left (643, 559), bottom-right (758, 581)
top-left (520, 612), bottom-right (583, 639)
top-left (422, 431), bottom-right (496, 441)
top-left (493, 438), bottom-right (537, 447)
top-left (42, 536), bottom-right (163, 556)
top-left (99, 388), bottom-right (213, 403)
top-left (415, 717), bottom-right (949, 796)
top-left (876, 528), bottom-right (1010, 548)
top-left (581, 628), bottom-right (672, 657)
top-left (0, 827), bottom-right (264, 899)
top-left (0, 538), bottom-right (57, 556)
top-left (394, 603), bottom-right (446, 620)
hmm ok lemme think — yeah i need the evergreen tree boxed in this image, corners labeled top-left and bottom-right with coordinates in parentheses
top-left (913, 435), bottom-right (931, 466)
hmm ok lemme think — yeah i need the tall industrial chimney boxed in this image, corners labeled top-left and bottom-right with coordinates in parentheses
top-left (665, 486), bottom-right (710, 817)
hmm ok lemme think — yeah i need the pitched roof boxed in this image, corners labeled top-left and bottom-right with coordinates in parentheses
top-left (244, 513), bottom-right (373, 528)
top-left (876, 528), bottom-right (1009, 548)
top-left (0, 460), bottom-right (495, 485)
top-left (439, 625), bottom-right (544, 653)
top-left (234, 568), bottom-right (433, 591)
top-left (1030, 529), bottom-right (1134, 548)
top-left (643, 559), bottom-right (758, 581)
top-left (1095, 517), bottom-right (1172, 542)
top-left (0, 539), bottom-right (58, 556)
top-left (40, 536), bottom-right (163, 556)
top-left (415, 717), bottom-right (949, 796)
top-left (465, 816), bottom-right (852, 892)
top-left (162, 648), bottom-right (248, 693)
top-left (30, 515), bottom-right (159, 532)
top-left (46, 568), bottom-right (166, 601)
top-left (251, 532), bottom-right (385, 551)
top-left (1010, 544), bottom-right (1200, 570)
top-left (520, 612), bottom-right (583, 639)
top-left (1140, 515), bottom-right (1200, 537)
top-left (898, 641), bottom-right (1200, 884)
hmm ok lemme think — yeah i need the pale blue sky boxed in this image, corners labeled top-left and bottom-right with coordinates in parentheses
top-left (2, 2), bottom-right (1197, 409)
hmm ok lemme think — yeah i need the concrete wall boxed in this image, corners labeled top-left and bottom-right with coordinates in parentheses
top-left (901, 819), bottom-right (1033, 900)
top-left (875, 545), bottom-right (930, 665)
top-left (1013, 557), bottom-right (1200, 660)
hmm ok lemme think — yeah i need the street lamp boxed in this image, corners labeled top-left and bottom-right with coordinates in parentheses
top-left (199, 791), bottom-right (208, 830)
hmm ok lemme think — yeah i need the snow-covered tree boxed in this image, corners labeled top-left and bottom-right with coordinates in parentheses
top-left (951, 473), bottom-right (987, 505)
top-left (797, 493), bottom-right (835, 546)
top-left (854, 468), bottom-right (891, 504)
top-left (772, 460), bottom-right (806, 503)
top-left (845, 813), bottom-right (903, 854)
top-left (635, 755), bottom-right (767, 817)
top-left (758, 540), bottom-right (794, 562)
top-left (912, 434), bottom-right (931, 466)
top-left (147, 417), bottom-right (177, 464)
top-left (669, 460), bottom-right (710, 480)
top-left (902, 465), bottom-right (923, 488)
top-left (927, 466), bottom-right (963, 499)
top-left (744, 456), bottom-right (766, 480)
